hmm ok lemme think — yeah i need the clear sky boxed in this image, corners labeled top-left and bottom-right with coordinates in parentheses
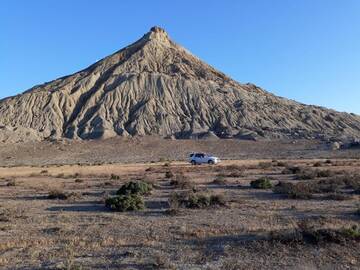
top-left (1, 0), bottom-right (359, 114)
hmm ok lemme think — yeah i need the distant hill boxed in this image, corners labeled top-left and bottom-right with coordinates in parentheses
top-left (1, 26), bottom-right (360, 143)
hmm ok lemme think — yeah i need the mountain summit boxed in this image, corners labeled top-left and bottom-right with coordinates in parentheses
top-left (1, 27), bottom-right (360, 142)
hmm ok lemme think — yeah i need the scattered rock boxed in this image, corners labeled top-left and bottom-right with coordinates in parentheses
top-left (330, 142), bottom-right (341, 150)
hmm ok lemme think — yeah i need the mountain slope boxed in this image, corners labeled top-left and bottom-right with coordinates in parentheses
top-left (1, 26), bottom-right (360, 142)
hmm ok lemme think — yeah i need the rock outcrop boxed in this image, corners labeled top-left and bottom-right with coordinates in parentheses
top-left (1, 26), bottom-right (360, 142)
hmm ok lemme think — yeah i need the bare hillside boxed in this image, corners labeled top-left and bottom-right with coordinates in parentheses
top-left (1, 26), bottom-right (360, 142)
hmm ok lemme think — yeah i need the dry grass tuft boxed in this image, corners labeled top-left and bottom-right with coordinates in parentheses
top-left (170, 173), bottom-right (194, 189)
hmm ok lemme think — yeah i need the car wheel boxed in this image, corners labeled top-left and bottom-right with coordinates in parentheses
top-left (191, 160), bottom-right (196, 165)
top-left (208, 160), bottom-right (214, 165)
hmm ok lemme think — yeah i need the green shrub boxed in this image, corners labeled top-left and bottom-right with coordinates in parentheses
top-left (188, 193), bottom-right (211, 208)
top-left (116, 181), bottom-right (152, 196)
top-left (105, 194), bottom-right (144, 211)
top-left (341, 225), bottom-right (360, 239)
top-left (250, 178), bottom-right (273, 189)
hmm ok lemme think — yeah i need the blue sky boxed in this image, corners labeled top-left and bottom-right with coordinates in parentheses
top-left (1, 0), bottom-right (359, 114)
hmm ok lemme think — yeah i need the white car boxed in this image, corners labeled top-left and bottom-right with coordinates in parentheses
top-left (189, 153), bottom-right (220, 165)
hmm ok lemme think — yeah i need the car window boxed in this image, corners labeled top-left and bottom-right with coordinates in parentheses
top-left (195, 153), bottom-right (201, 158)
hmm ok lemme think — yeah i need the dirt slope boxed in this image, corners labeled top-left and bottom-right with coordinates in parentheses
top-left (1, 26), bottom-right (360, 142)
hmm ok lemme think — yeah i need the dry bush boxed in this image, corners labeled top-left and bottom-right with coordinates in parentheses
top-left (212, 176), bottom-right (228, 185)
top-left (74, 179), bottom-right (84, 183)
top-left (250, 177), bottom-right (273, 189)
top-left (313, 161), bottom-right (323, 167)
top-left (165, 171), bottom-right (174, 179)
top-left (316, 169), bottom-right (335, 178)
top-left (6, 179), bottom-right (16, 187)
top-left (274, 161), bottom-right (287, 167)
top-left (0, 208), bottom-right (11, 222)
top-left (169, 191), bottom-right (226, 209)
top-left (325, 159), bottom-right (332, 165)
top-left (47, 190), bottom-right (79, 200)
top-left (164, 208), bottom-right (180, 216)
top-left (270, 225), bottom-right (360, 245)
top-left (274, 175), bottom-right (358, 199)
top-left (110, 174), bottom-right (120, 180)
top-left (295, 169), bottom-right (318, 180)
top-left (282, 166), bottom-right (302, 175)
top-left (317, 174), bottom-right (360, 191)
top-left (291, 167), bottom-right (335, 180)
top-left (273, 182), bottom-right (313, 199)
top-left (163, 162), bottom-right (172, 167)
top-left (170, 173), bottom-right (194, 189)
top-left (151, 252), bottom-right (175, 269)
top-left (258, 162), bottom-right (272, 169)
top-left (216, 165), bottom-right (244, 178)
top-left (324, 193), bottom-right (351, 201)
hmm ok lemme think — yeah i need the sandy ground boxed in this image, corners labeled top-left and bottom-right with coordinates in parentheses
top-left (0, 158), bottom-right (359, 269)
top-left (0, 137), bottom-right (359, 167)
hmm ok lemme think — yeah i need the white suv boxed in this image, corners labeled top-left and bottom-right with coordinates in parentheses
top-left (189, 153), bottom-right (220, 165)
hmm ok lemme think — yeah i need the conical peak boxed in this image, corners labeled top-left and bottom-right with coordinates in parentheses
top-left (143, 26), bottom-right (170, 44)
top-left (150, 26), bottom-right (166, 33)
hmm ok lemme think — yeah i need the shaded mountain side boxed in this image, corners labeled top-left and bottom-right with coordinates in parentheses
top-left (1, 26), bottom-right (360, 143)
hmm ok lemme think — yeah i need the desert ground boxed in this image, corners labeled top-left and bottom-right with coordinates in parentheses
top-left (1, 137), bottom-right (360, 167)
top-left (0, 142), bottom-right (359, 270)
